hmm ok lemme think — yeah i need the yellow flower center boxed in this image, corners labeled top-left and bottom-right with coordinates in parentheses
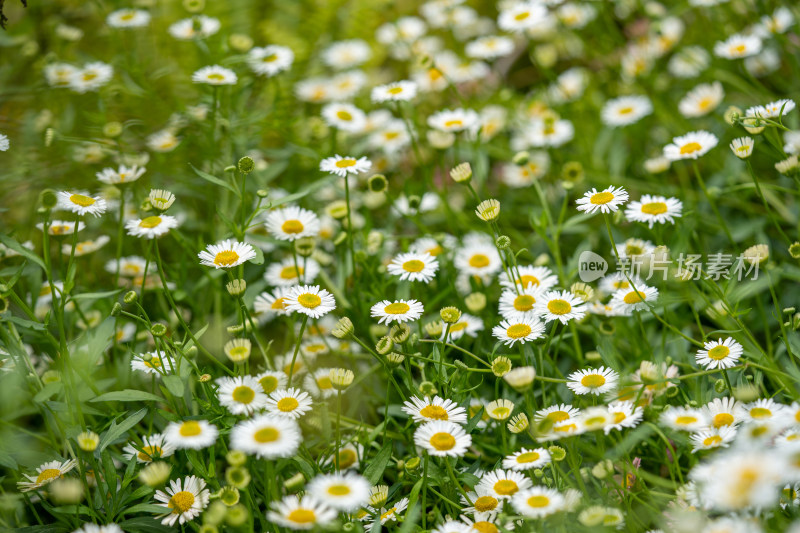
top-left (494, 479), bottom-right (518, 496)
top-left (679, 142), bottom-right (702, 155)
top-left (262, 54), bottom-right (278, 63)
top-left (707, 346), bottom-right (730, 360)
top-left (287, 509), bottom-right (316, 524)
top-left (335, 158), bottom-right (357, 168)
top-left (387, 86), bottom-right (404, 95)
top-left (281, 219), bottom-right (304, 234)
top-left (617, 106), bottom-right (634, 115)
top-left (473, 522), bottom-right (498, 533)
top-left (469, 254), bottom-right (490, 268)
top-left (712, 413), bottom-right (734, 428)
top-left (613, 412), bottom-right (626, 423)
top-left (402, 259), bottom-right (425, 272)
top-left (384, 302), bottom-right (410, 314)
top-left (338, 449), bottom-right (357, 469)
top-left (731, 44), bottom-right (746, 54)
top-left (580, 374), bottom-right (606, 388)
top-left (474, 495), bottom-right (498, 512)
top-left (675, 416), bottom-right (698, 426)
top-left (82, 72), bottom-right (98, 81)
top-left (506, 324), bottom-right (532, 339)
top-left (527, 495), bottom-right (550, 508)
top-left (444, 119), bottom-right (463, 128)
top-left (514, 11), bottom-right (530, 21)
top-left (259, 376), bottom-right (279, 394)
top-left (232, 386), bottom-right (255, 404)
top-left (137, 445), bottom-right (163, 462)
top-left (430, 432), bottom-right (456, 451)
top-left (516, 451), bottom-right (540, 463)
top-left (519, 274), bottom-right (540, 287)
top-left (279, 265), bottom-right (302, 279)
top-left (254, 427), bottom-right (280, 443)
top-left (513, 294), bottom-right (535, 311)
top-left (168, 491), bottom-right (195, 514)
top-left (207, 73), bottom-right (225, 81)
top-left (297, 293), bottom-right (321, 308)
top-left (143, 357), bottom-right (162, 368)
top-left (70, 194), bottom-right (96, 207)
top-left (277, 397), bottom-right (299, 412)
top-left (272, 297), bottom-right (287, 310)
top-left (703, 435), bottom-right (722, 447)
top-left (214, 250), bottom-right (239, 267)
top-left (336, 110), bottom-right (353, 121)
top-left (623, 291), bottom-right (645, 305)
top-left (36, 468), bottom-right (62, 484)
top-left (547, 299), bottom-right (571, 315)
top-left (590, 192), bottom-right (614, 205)
top-left (750, 407), bottom-right (772, 419)
top-left (139, 216), bottom-right (162, 229)
top-left (120, 12), bottom-right (135, 21)
top-left (419, 405), bottom-right (449, 420)
top-left (327, 484), bottom-right (351, 496)
top-left (179, 421), bottom-right (202, 437)
top-left (546, 410), bottom-right (569, 423)
top-left (316, 376), bottom-right (333, 390)
top-left (450, 321), bottom-right (468, 332)
top-left (641, 202), bottom-right (667, 215)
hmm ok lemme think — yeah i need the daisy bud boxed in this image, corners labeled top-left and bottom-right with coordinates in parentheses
top-left (333, 231), bottom-right (348, 246)
top-left (184, 346), bottom-right (197, 358)
top-left (330, 368), bottom-right (354, 390)
top-left (390, 323), bottom-right (411, 343)
top-left (294, 237), bottom-right (316, 257)
top-left (453, 359), bottom-right (468, 370)
top-left (486, 399), bottom-right (514, 420)
top-left (730, 137), bottom-right (754, 159)
top-left (110, 302), bottom-right (122, 317)
top-left (585, 350), bottom-right (602, 362)
top-left (368, 174), bottom-right (388, 193)
top-left (591, 459), bottom-right (614, 479)
top-left (123, 290), bottom-right (137, 304)
top-left (491, 356), bottom-right (512, 377)
top-left (407, 195), bottom-right (421, 211)
top-left (512, 151), bottom-right (529, 166)
top-left (440, 306), bottom-right (461, 324)
top-left (42, 370), bottom-right (61, 384)
top-left (369, 485), bottom-right (389, 507)
top-left (570, 282), bottom-right (594, 302)
top-left (789, 243), bottom-right (800, 259)
top-left (257, 189), bottom-right (269, 198)
top-left (326, 200), bottom-right (349, 220)
top-left (331, 317), bottom-right (354, 339)
top-left (724, 105), bottom-right (742, 125)
top-left (205, 501), bottom-right (227, 526)
top-left (495, 235), bottom-right (511, 249)
top-left (475, 199), bottom-right (500, 222)
top-left (424, 320), bottom-right (443, 337)
top-left (561, 161), bottom-right (584, 184)
top-left (225, 466), bottom-right (251, 489)
top-left (40, 189), bottom-right (58, 209)
top-left (366, 231), bottom-right (383, 254)
top-left (503, 365), bottom-right (535, 391)
top-left (219, 486), bottom-right (240, 506)
top-left (226, 279), bottom-right (246, 297)
top-left (224, 338), bottom-right (251, 363)
top-left (742, 116), bottom-right (765, 135)
top-left (428, 129), bottom-right (455, 150)
top-left (405, 457), bottom-right (421, 472)
top-left (184, 0), bottom-right (205, 12)
top-left (237, 156), bottom-right (255, 174)
top-left (743, 243), bottom-right (769, 265)
top-left (643, 156), bottom-right (670, 174)
top-left (450, 162), bottom-right (472, 183)
top-left (714, 379), bottom-right (727, 394)
top-left (376, 336), bottom-right (393, 355)
top-left (465, 292), bottom-right (486, 313)
top-left (386, 352), bottom-right (405, 366)
top-left (548, 446), bottom-right (566, 461)
top-left (776, 155), bottom-right (800, 175)
top-left (418, 380), bottom-right (437, 396)
top-left (76, 431), bottom-right (99, 452)
top-left (224, 504), bottom-right (249, 527)
top-left (226, 450), bottom-right (247, 466)
top-left (200, 525), bottom-right (219, 533)
top-left (508, 413), bottom-right (529, 434)
top-left (150, 324), bottom-right (166, 337)
top-left (533, 468), bottom-right (544, 478)
top-left (733, 383), bottom-right (760, 402)
top-left (103, 122), bottom-right (122, 138)
top-left (50, 478), bottom-right (84, 504)
top-left (44, 128), bottom-right (55, 147)
top-left (148, 189), bottom-right (176, 211)
top-left (139, 461), bottom-right (171, 487)
top-left (229, 33), bottom-right (254, 53)
top-left (284, 472), bottom-right (306, 493)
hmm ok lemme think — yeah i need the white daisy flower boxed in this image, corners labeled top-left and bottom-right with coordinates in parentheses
top-left (0, 133), bottom-right (8, 151)
top-left (696, 337), bottom-right (743, 370)
top-left (387, 252), bottom-right (439, 283)
top-left (69, 62), bottom-right (114, 93)
top-left (566, 367), bottom-right (619, 396)
top-left (168, 16), bottom-right (220, 40)
top-left (163, 419), bottom-right (219, 450)
top-left (56, 191), bottom-right (108, 217)
top-left (502, 153), bottom-right (550, 188)
top-left (730, 137), bottom-right (754, 159)
top-left (131, 351), bottom-right (176, 376)
top-left (107, 9), bottom-right (151, 28)
top-left (283, 285), bottom-right (336, 319)
top-left (217, 375), bottom-right (268, 416)
top-left (610, 284), bottom-right (659, 314)
top-left (492, 319), bottom-right (545, 346)
top-left (501, 265), bottom-right (559, 292)
top-left (503, 447), bottom-right (551, 471)
top-left (402, 395), bottom-right (468, 424)
top-left (663, 130), bottom-right (718, 160)
top-left (268, 495), bottom-right (337, 530)
top-left (427, 108), bottom-right (480, 132)
top-left (691, 426), bottom-right (737, 452)
top-left (17, 459), bottom-right (77, 492)
top-left (370, 299), bottom-right (424, 325)
top-left (678, 82), bottom-right (724, 117)
top-left (575, 186), bottom-right (629, 215)
top-left (322, 39), bottom-right (372, 69)
top-left (498, 286), bottom-right (545, 322)
top-left (534, 290), bottom-right (587, 324)
top-left (125, 215), bottom-right (180, 239)
top-left (303, 368), bottom-right (337, 399)
top-left (477, 469), bottom-right (532, 500)
top-left (393, 192), bottom-right (441, 215)
top-left (247, 45), bottom-right (294, 77)
top-left (122, 433), bottom-right (175, 463)
top-left (325, 442), bottom-right (362, 471)
top-left (371, 81), bottom-right (418, 103)
top-left (660, 407), bottom-right (708, 432)
top-left (192, 65), bottom-right (238, 85)
top-left (106, 256), bottom-right (146, 277)
top-left (265, 206), bottom-right (321, 241)
top-left (264, 257), bottom-right (320, 287)
top-left (153, 475), bottom-right (210, 526)
top-left (600, 96), bottom-right (653, 127)
top-left (735, 398), bottom-right (788, 423)
top-left (534, 404), bottom-right (581, 426)
top-left (265, 387), bottom-right (313, 419)
top-left (605, 401), bottom-right (644, 434)
top-left (442, 313), bottom-right (484, 341)
top-left (147, 130), bottom-right (180, 153)
top-left (454, 242), bottom-right (502, 277)
top-left (624, 195), bottom-right (683, 227)
top-left (714, 34), bottom-right (763, 59)
top-left (498, 2), bottom-right (547, 33)
top-left (703, 397), bottom-right (741, 429)
top-left (96, 165), bottom-right (145, 184)
top-left (414, 420), bottom-right (472, 457)
top-left (198, 239), bottom-right (257, 269)
top-left (512, 487), bottom-right (565, 518)
top-left (319, 155), bottom-right (373, 177)
top-left (255, 370), bottom-right (288, 395)
top-left (254, 287), bottom-right (292, 319)
top-left (62, 235), bottom-right (110, 256)
top-left (307, 473), bottom-right (371, 512)
top-left (321, 102), bottom-right (367, 133)
top-left (746, 98), bottom-right (796, 119)
top-left (522, 118), bottom-right (575, 148)
top-left (466, 35), bottom-right (515, 60)
top-left (614, 237), bottom-right (655, 260)
top-left (230, 414), bottom-right (302, 459)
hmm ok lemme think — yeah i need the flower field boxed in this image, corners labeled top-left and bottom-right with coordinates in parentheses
top-left (2, 0), bottom-right (800, 532)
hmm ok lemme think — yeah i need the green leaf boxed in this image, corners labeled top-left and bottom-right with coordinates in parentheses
top-left (269, 175), bottom-right (335, 208)
top-left (292, 456), bottom-right (316, 480)
top-left (0, 233), bottom-right (45, 270)
top-left (189, 163), bottom-right (239, 195)
top-left (162, 374), bottom-right (185, 397)
top-left (33, 382), bottom-right (62, 403)
top-left (90, 390), bottom-right (163, 403)
top-left (71, 289), bottom-right (123, 301)
top-left (363, 441), bottom-right (393, 485)
top-left (251, 244), bottom-right (265, 265)
top-left (118, 517), bottom-right (174, 533)
top-left (99, 408), bottom-right (147, 452)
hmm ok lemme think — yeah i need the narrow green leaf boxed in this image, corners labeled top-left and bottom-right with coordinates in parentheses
top-left (99, 408), bottom-right (147, 452)
top-left (162, 374), bottom-right (185, 397)
top-left (90, 390), bottom-right (162, 403)
top-left (363, 441), bottom-right (393, 485)
top-left (189, 163), bottom-right (239, 195)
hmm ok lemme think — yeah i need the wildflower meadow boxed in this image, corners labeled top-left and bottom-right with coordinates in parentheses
top-left (3, 0), bottom-right (800, 532)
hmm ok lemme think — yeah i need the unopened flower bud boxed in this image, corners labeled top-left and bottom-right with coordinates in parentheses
top-left (226, 279), bottom-right (246, 297)
top-left (465, 292), bottom-right (486, 313)
top-left (450, 162), bottom-right (472, 183)
top-left (376, 336), bottom-right (393, 355)
top-left (440, 306), bottom-right (461, 324)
